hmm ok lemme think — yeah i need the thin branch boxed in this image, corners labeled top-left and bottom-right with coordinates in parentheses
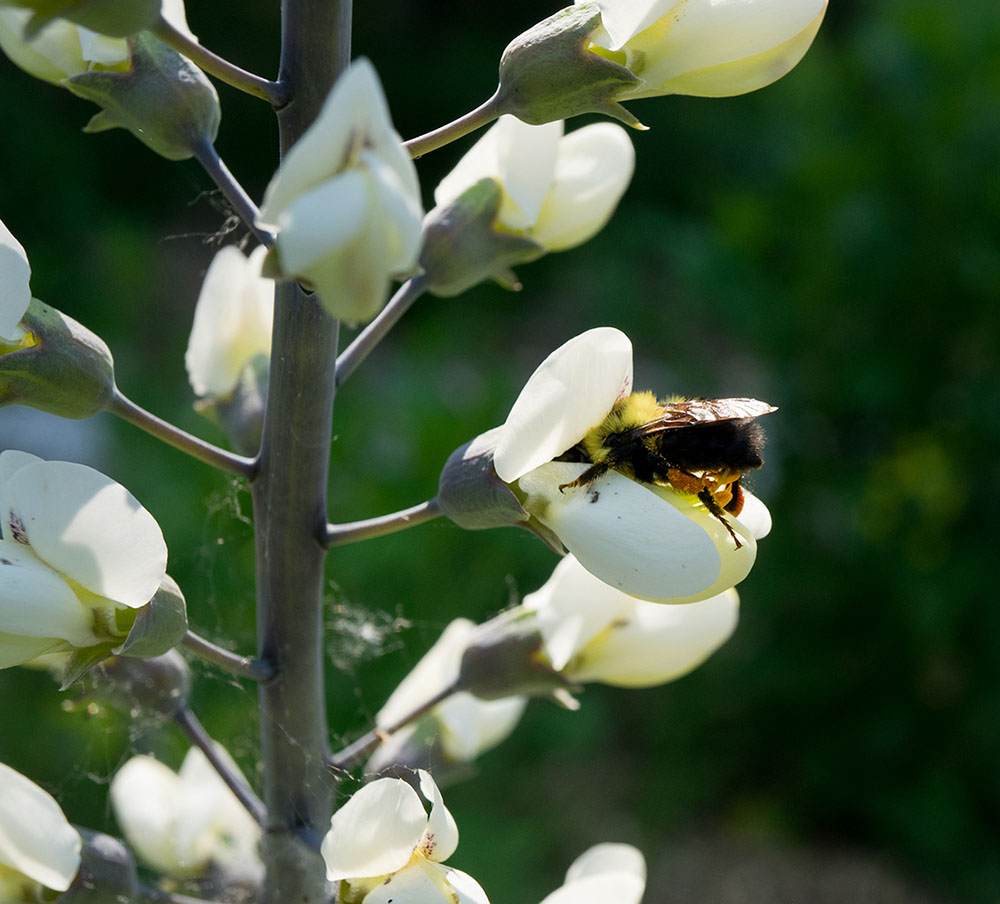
top-left (324, 498), bottom-right (442, 547)
top-left (151, 17), bottom-right (289, 107)
top-left (137, 886), bottom-right (223, 904)
top-left (404, 90), bottom-right (504, 158)
top-left (174, 706), bottom-right (268, 827)
top-left (107, 387), bottom-right (257, 480)
top-left (182, 630), bottom-right (275, 682)
top-left (334, 276), bottom-right (427, 388)
top-left (191, 141), bottom-right (275, 248)
top-left (109, 389), bottom-right (258, 480)
top-left (327, 683), bottom-right (456, 773)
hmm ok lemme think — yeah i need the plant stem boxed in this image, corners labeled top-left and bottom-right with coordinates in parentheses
top-left (251, 1), bottom-right (350, 901)
top-left (137, 885), bottom-right (221, 904)
top-left (324, 498), bottom-right (442, 547)
top-left (174, 706), bottom-right (268, 826)
top-left (182, 630), bottom-right (275, 681)
top-left (335, 276), bottom-right (427, 388)
top-left (404, 89), bottom-right (504, 158)
top-left (192, 141), bottom-right (274, 247)
top-left (327, 683), bottom-right (456, 772)
top-left (151, 17), bottom-right (289, 107)
top-left (109, 389), bottom-right (257, 479)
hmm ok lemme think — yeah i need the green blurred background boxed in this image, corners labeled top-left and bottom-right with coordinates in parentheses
top-left (1, 1), bottom-right (999, 901)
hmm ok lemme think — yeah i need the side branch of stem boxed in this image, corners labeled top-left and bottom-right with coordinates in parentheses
top-left (108, 390), bottom-right (257, 479)
top-left (324, 498), bottom-right (442, 547)
top-left (192, 142), bottom-right (274, 248)
top-left (182, 630), bottom-right (275, 682)
top-left (404, 90), bottom-right (504, 158)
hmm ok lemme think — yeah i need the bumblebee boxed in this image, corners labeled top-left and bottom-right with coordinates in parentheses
top-left (558, 392), bottom-right (776, 548)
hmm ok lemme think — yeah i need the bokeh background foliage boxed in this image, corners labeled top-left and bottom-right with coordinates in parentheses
top-left (1, 0), bottom-right (999, 901)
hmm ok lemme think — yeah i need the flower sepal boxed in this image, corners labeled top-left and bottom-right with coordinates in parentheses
top-left (58, 829), bottom-right (139, 904)
top-left (420, 177), bottom-right (542, 297)
top-left (2, 0), bottom-right (160, 38)
top-left (497, 3), bottom-right (643, 128)
top-left (93, 650), bottom-right (192, 718)
top-left (65, 31), bottom-right (220, 161)
top-left (0, 297), bottom-right (115, 419)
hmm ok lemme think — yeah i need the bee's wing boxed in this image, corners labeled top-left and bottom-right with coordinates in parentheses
top-left (633, 398), bottom-right (777, 437)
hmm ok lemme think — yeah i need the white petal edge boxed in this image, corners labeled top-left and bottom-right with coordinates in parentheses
top-left (735, 490), bottom-right (771, 539)
top-left (417, 770), bottom-right (459, 863)
top-left (493, 327), bottom-right (634, 483)
top-left (565, 842), bottom-right (646, 884)
top-left (584, 0), bottom-right (673, 50)
top-left (3, 459), bottom-right (167, 607)
top-left (519, 463), bottom-right (756, 603)
top-left (0, 216), bottom-right (31, 342)
top-left (0, 762), bottom-right (81, 892)
top-left (436, 693), bottom-right (528, 762)
top-left (539, 873), bottom-right (646, 904)
top-left (322, 778), bottom-right (427, 881)
top-left (110, 756), bottom-right (186, 876)
top-left (492, 116), bottom-right (563, 229)
top-left (362, 862), bottom-right (491, 904)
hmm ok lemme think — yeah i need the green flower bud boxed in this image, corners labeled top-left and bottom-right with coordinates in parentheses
top-left (419, 177), bottom-right (542, 297)
top-left (1, 0), bottom-right (160, 38)
top-left (496, 3), bottom-right (643, 128)
top-left (0, 298), bottom-right (115, 419)
top-left (65, 30), bottom-right (220, 161)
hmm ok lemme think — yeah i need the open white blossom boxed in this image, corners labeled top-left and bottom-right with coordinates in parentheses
top-left (434, 115), bottom-right (634, 252)
top-left (526, 555), bottom-right (738, 687)
top-left (110, 746), bottom-right (262, 882)
top-left (322, 770), bottom-right (490, 904)
top-left (493, 327), bottom-right (771, 603)
top-left (0, 762), bottom-right (81, 900)
top-left (0, 216), bottom-right (31, 345)
top-left (0, 0), bottom-right (191, 84)
top-left (0, 450), bottom-right (168, 667)
top-left (185, 245), bottom-right (274, 399)
top-left (538, 843), bottom-right (646, 904)
top-left (580, 0), bottom-right (827, 99)
top-left (258, 58), bottom-right (423, 325)
top-left (375, 619), bottom-right (527, 764)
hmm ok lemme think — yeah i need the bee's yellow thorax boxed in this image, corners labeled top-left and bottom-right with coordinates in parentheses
top-left (581, 390), bottom-right (662, 460)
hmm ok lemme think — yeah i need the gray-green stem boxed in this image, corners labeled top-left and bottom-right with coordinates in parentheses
top-left (251, 2), bottom-right (350, 901)
top-left (109, 389), bottom-right (257, 479)
top-left (182, 629), bottom-right (274, 682)
top-left (404, 89), bottom-right (504, 158)
top-left (192, 141), bottom-right (274, 247)
top-left (324, 498), bottom-right (442, 547)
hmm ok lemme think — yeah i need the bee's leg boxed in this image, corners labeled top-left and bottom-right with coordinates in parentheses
top-left (558, 459), bottom-right (609, 492)
top-left (724, 479), bottom-right (745, 515)
top-left (698, 488), bottom-right (743, 549)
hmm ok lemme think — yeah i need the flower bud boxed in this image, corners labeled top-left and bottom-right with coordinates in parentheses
top-left (65, 30), bottom-right (220, 161)
top-left (59, 829), bottom-right (139, 904)
top-left (1, 0), bottom-right (161, 38)
top-left (93, 649), bottom-right (191, 718)
top-left (0, 297), bottom-right (115, 419)
top-left (497, 3), bottom-right (642, 127)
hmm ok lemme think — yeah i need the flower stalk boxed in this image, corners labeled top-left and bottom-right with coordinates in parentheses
top-left (324, 498), bottom-right (442, 547)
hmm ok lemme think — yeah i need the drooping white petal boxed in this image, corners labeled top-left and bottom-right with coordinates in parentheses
top-left (539, 842), bottom-right (646, 904)
top-left (322, 778), bottom-right (428, 881)
top-left (185, 245), bottom-right (274, 398)
top-left (582, 0), bottom-right (676, 50)
top-left (0, 633), bottom-right (64, 669)
top-left (362, 861), bottom-right (491, 904)
top-left (110, 756), bottom-right (185, 875)
top-left (0, 541), bottom-right (96, 651)
top-left (0, 10), bottom-right (88, 83)
top-left (0, 216), bottom-right (30, 342)
top-left (436, 693), bottom-right (528, 762)
top-left (493, 328), bottom-right (633, 483)
top-left (519, 463), bottom-right (756, 603)
top-left (75, 27), bottom-right (129, 66)
top-left (735, 490), bottom-right (771, 539)
top-left (1, 457), bottom-right (167, 607)
top-left (0, 763), bottom-right (81, 892)
top-left (570, 588), bottom-right (739, 687)
top-left (532, 123), bottom-right (634, 251)
top-left (564, 842), bottom-right (647, 885)
top-left (416, 770), bottom-right (459, 863)
top-left (377, 619), bottom-right (476, 730)
top-left (366, 149), bottom-right (424, 274)
top-left (522, 554), bottom-right (634, 671)
top-left (493, 117), bottom-right (563, 229)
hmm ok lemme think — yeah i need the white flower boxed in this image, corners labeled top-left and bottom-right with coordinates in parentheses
top-left (258, 58), bottom-right (423, 325)
top-left (0, 762), bottom-right (81, 899)
top-left (580, 0), bottom-right (827, 99)
top-left (0, 450), bottom-right (168, 668)
top-left (538, 843), bottom-right (646, 904)
top-left (0, 217), bottom-right (31, 346)
top-left (110, 747), bottom-right (262, 882)
top-left (321, 770), bottom-right (490, 904)
top-left (525, 555), bottom-right (738, 687)
top-left (492, 327), bottom-right (771, 603)
top-left (376, 619), bottom-right (527, 763)
top-left (185, 245), bottom-right (274, 398)
top-left (434, 114), bottom-right (634, 252)
top-left (0, 0), bottom-right (191, 85)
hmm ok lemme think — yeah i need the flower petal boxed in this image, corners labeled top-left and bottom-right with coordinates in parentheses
top-left (519, 463), bottom-right (756, 603)
top-left (532, 123), bottom-right (634, 251)
top-left (735, 489), bottom-right (771, 539)
top-left (322, 777), bottom-right (428, 881)
top-left (0, 216), bottom-right (30, 342)
top-left (565, 842), bottom-right (646, 884)
top-left (539, 842), bottom-right (647, 904)
top-left (110, 756), bottom-right (185, 875)
top-left (493, 328), bottom-right (633, 483)
top-left (436, 693), bottom-right (528, 762)
top-left (1, 457), bottom-right (167, 607)
top-left (493, 117), bottom-right (563, 229)
top-left (361, 862), bottom-right (491, 904)
top-left (417, 770), bottom-right (459, 863)
top-left (585, 0), bottom-right (676, 50)
top-left (0, 762), bottom-right (81, 892)
top-left (0, 10), bottom-right (87, 83)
